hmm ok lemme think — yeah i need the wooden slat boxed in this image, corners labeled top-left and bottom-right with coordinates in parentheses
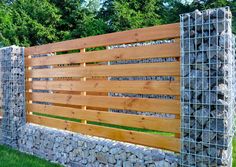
top-left (27, 114), bottom-right (180, 152)
top-left (28, 103), bottom-right (180, 133)
top-left (25, 23), bottom-right (180, 55)
top-left (80, 48), bottom-right (87, 124)
top-left (0, 111), bottom-right (2, 117)
top-left (25, 41), bottom-right (180, 67)
top-left (27, 92), bottom-right (180, 114)
top-left (26, 80), bottom-right (180, 95)
top-left (26, 62), bottom-right (180, 78)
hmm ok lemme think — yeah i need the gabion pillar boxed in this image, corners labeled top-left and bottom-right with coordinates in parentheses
top-left (180, 7), bottom-right (235, 166)
top-left (0, 46), bottom-right (25, 148)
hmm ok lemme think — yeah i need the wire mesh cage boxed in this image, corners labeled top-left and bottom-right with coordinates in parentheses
top-left (0, 46), bottom-right (25, 148)
top-left (180, 7), bottom-right (235, 167)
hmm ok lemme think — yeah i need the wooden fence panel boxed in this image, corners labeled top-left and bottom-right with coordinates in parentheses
top-left (25, 41), bottom-right (180, 66)
top-left (26, 62), bottom-right (180, 78)
top-left (26, 80), bottom-right (180, 95)
top-left (27, 114), bottom-right (180, 152)
top-left (25, 23), bottom-right (181, 152)
top-left (25, 23), bottom-right (179, 55)
top-left (27, 92), bottom-right (180, 114)
top-left (27, 103), bottom-right (180, 133)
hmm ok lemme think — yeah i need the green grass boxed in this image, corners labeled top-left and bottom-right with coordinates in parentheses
top-left (0, 145), bottom-right (62, 167)
top-left (233, 137), bottom-right (236, 167)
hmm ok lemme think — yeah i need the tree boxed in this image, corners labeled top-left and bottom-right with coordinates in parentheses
top-left (0, 0), bottom-right (235, 47)
top-left (49, 0), bottom-right (107, 40)
top-left (99, 0), bottom-right (163, 32)
top-left (0, 0), bottom-right (61, 46)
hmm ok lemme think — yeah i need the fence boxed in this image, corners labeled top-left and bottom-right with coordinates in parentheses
top-left (25, 23), bottom-right (181, 152)
top-left (0, 7), bottom-right (233, 167)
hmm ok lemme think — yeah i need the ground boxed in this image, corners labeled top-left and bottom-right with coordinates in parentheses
top-left (0, 145), bottom-right (61, 167)
top-left (0, 138), bottom-right (235, 166)
top-left (233, 137), bottom-right (236, 167)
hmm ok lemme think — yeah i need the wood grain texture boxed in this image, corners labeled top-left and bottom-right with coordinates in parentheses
top-left (26, 62), bottom-right (180, 78)
top-left (27, 92), bottom-right (180, 114)
top-left (80, 48), bottom-right (87, 124)
top-left (28, 103), bottom-right (180, 133)
top-left (25, 23), bottom-right (180, 55)
top-left (25, 40), bottom-right (180, 67)
top-left (26, 80), bottom-right (180, 95)
top-left (27, 114), bottom-right (180, 152)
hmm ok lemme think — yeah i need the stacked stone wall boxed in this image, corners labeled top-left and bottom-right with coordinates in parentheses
top-left (18, 124), bottom-right (179, 167)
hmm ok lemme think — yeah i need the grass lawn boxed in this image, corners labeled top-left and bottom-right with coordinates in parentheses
top-left (0, 138), bottom-right (235, 166)
top-left (0, 145), bottom-right (62, 167)
top-left (233, 137), bottom-right (236, 167)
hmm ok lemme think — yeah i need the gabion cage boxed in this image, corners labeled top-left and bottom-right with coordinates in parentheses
top-left (180, 7), bottom-right (235, 166)
top-left (0, 46), bottom-right (25, 148)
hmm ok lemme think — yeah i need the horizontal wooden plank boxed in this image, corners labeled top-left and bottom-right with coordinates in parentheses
top-left (25, 41), bottom-right (180, 67)
top-left (37, 103), bottom-right (108, 111)
top-left (26, 62), bottom-right (180, 78)
top-left (26, 80), bottom-right (180, 95)
top-left (28, 103), bottom-right (180, 133)
top-left (27, 114), bottom-right (180, 152)
top-left (25, 23), bottom-right (180, 55)
top-left (27, 92), bottom-right (180, 114)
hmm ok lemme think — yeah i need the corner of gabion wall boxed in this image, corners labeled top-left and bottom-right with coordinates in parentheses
top-left (0, 46), bottom-right (25, 148)
top-left (180, 7), bottom-right (235, 167)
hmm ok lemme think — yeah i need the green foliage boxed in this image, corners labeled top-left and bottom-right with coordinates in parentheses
top-left (99, 0), bottom-right (162, 32)
top-left (0, 0), bottom-right (235, 47)
top-left (233, 138), bottom-right (236, 167)
top-left (0, 0), bottom-right (61, 46)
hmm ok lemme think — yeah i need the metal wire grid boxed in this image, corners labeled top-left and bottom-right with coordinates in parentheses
top-left (180, 7), bottom-right (234, 167)
top-left (0, 46), bottom-right (25, 148)
top-left (232, 34), bottom-right (236, 166)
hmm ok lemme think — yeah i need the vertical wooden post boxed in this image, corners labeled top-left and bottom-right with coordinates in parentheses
top-left (175, 39), bottom-right (181, 138)
top-left (80, 48), bottom-right (87, 124)
top-left (27, 55), bottom-right (32, 115)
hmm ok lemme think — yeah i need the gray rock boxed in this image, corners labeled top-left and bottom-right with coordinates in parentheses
top-left (102, 146), bottom-right (109, 153)
top-left (108, 155), bottom-right (116, 164)
top-left (194, 108), bottom-right (210, 126)
top-left (183, 91), bottom-right (192, 102)
top-left (201, 131), bottom-right (216, 144)
top-left (183, 53), bottom-right (195, 64)
top-left (219, 30), bottom-right (232, 48)
top-left (206, 118), bottom-right (225, 133)
top-left (110, 148), bottom-right (120, 154)
top-left (218, 8), bottom-right (232, 19)
top-left (195, 52), bottom-right (207, 63)
top-left (207, 147), bottom-right (218, 157)
top-left (183, 105), bottom-right (194, 116)
top-left (96, 152), bottom-right (108, 164)
top-left (155, 160), bottom-right (171, 167)
top-left (123, 161), bottom-right (134, 167)
top-left (189, 70), bottom-right (208, 78)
